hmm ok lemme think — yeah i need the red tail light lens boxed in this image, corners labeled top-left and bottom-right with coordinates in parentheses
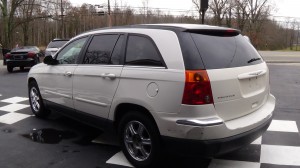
top-left (5, 53), bottom-right (11, 59)
top-left (28, 52), bottom-right (36, 58)
top-left (182, 70), bottom-right (214, 105)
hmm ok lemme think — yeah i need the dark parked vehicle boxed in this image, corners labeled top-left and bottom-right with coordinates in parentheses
top-left (2, 48), bottom-right (11, 65)
top-left (5, 46), bottom-right (42, 72)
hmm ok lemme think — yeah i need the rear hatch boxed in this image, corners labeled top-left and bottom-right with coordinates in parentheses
top-left (181, 30), bottom-right (269, 121)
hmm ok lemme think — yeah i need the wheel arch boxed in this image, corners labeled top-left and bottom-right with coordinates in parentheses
top-left (113, 103), bottom-right (161, 136)
top-left (28, 77), bottom-right (37, 87)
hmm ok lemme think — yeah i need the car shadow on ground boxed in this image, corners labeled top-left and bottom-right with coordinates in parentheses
top-left (26, 112), bottom-right (212, 168)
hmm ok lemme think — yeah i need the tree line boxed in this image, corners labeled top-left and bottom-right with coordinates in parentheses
top-left (0, 0), bottom-right (299, 51)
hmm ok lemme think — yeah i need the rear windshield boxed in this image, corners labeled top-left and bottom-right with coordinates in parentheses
top-left (11, 46), bottom-right (39, 52)
top-left (190, 33), bottom-right (263, 69)
top-left (47, 40), bottom-right (68, 48)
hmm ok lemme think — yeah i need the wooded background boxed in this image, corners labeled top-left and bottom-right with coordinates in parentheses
top-left (0, 0), bottom-right (299, 51)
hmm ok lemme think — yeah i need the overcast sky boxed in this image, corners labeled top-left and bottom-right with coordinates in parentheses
top-left (69, 0), bottom-right (300, 19)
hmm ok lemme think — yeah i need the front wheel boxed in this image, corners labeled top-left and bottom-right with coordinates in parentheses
top-left (28, 81), bottom-right (50, 118)
top-left (118, 112), bottom-right (162, 168)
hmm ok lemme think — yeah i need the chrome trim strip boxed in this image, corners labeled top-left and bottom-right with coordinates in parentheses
top-left (75, 74), bottom-right (119, 78)
top-left (176, 118), bottom-right (224, 127)
top-left (45, 90), bottom-right (72, 99)
top-left (238, 70), bottom-right (267, 80)
top-left (124, 66), bottom-right (166, 69)
top-left (77, 65), bottom-right (123, 68)
top-left (74, 97), bottom-right (108, 107)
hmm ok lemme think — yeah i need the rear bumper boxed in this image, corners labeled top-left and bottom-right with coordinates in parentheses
top-left (6, 59), bottom-right (36, 67)
top-left (162, 115), bottom-right (272, 157)
top-left (154, 94), bottom-right (275, 140)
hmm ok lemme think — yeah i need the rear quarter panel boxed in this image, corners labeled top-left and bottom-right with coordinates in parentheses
top-left (108, 30), bottom-right (186, 121)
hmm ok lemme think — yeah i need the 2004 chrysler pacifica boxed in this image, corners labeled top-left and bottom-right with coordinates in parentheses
top-left (27, 24), bottom-right (276, 168)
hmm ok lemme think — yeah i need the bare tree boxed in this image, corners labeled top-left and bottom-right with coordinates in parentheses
top-left (192, 0), bottom-right (202, 23)
top-left (209, 0), bottom-right (229, 26)
top-left (289, 20), bottom-right (298, 50)
top-left (225, 0), bottom-right (235, 27)
top-left (246, 0), bottom-right (271, 46)
top-left (234, 0), bottom-right (250, 31)
top-left (0, 0), bottom-right (26, 48)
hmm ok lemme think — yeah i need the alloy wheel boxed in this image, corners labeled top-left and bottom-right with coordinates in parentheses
top-left (124, 121), bottom-right (152, 161)
top-left (30, 87), bottom-right (40, 112)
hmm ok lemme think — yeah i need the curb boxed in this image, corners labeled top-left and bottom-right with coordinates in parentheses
top-left (265, 61), bottom-right (300, 63)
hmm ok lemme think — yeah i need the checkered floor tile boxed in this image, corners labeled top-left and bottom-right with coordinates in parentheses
top-left (106, 119), bottom-right (300, 168)
top-left (0, 96), bottom-right (31, 125)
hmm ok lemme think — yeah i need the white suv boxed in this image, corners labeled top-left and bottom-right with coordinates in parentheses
top-left (27, 24), bottom-right (275, 168)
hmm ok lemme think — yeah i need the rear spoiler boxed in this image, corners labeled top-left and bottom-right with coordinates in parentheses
top-left (185, 29), bottom-right (240, 37)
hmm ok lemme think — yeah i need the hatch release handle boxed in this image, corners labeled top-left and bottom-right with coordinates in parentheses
top-left (238, 70), bottom-right (267, 80)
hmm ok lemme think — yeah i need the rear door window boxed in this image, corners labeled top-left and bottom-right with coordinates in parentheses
top-left (125, 35), bottom-right (164, 67)
top-left (190, 33), bottom-right (263, 69)
top-left (83, 34), bottom-right (119, 64)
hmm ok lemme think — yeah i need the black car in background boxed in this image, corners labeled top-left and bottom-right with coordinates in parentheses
top-left (5, 46), bottom-right (43, 72)
top-left (2, 48), bottom-right (11, 65)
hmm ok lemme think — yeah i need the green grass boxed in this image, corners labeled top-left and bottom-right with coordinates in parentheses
top-left (278, 45), bottom-right (300, 51)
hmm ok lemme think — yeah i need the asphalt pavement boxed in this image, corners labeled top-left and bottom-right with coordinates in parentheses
top-left (259, 51), bottom-right (300, 63)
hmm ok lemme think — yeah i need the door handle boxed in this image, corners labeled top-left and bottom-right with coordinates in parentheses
top-left (100, 73), bottom-right (116, 79)
top-left (64, 71), bottom-right (72, 77)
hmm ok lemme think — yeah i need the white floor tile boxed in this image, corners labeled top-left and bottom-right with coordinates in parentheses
top-left (267, 120), bottom-right (299, 133)
top-left (261, 145), bottom-right (300, 166)
top-left (1, 97), bottom-right (28, 104)
top-left (0, 112), bottom-right (31, 124)
top-left (0, 104), bottom-right (29, 112)
top-left (106, 151), bottom-right (133, 167)
top-left (208, 159), bottom-right (260, 168)
top-left (251, 136), bottom-right (262, 145)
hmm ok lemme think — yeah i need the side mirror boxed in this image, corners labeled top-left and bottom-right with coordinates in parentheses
top-left (43, 55), bottom-right (58, 65)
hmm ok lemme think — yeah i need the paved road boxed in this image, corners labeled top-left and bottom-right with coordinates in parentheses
top-left (0, 61), bottom-right (300, 167)
top-left (259, 51), bottom-right (300, 63)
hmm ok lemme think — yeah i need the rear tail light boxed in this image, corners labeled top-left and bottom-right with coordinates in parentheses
top-left (28, 52), bottom-right (36, 58)
top-left (182, 70), bottom-right (214, 105)
top-left (5, 53), bottom-right (11, 59)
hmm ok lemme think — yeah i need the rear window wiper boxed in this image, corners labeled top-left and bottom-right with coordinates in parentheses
top-left (247, 58), bottom-right (261, 64)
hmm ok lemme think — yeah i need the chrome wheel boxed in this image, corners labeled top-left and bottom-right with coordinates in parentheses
top-left (30, 87), bottom-right (40, 112)
top-left (124, 121), bottom-right (152, 161)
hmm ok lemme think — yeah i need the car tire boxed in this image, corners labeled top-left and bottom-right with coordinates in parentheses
top-left (7, 66), bottom-right (13, 73)
top-left (35, 56), bottom-right (40, 64)
top-left (118, 111), bottom-right (162, 168)
top-left (28, 81), bottom-right (50, 118)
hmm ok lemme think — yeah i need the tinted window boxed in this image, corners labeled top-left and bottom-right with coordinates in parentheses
top-left (177, 32), bottom-right (205, 70)
top-left (126, 35), bottom-right (163, 67)
top-left (83, 35), bottom-right (119, 64)
top-left (56, 37), bottom-right (88, 64)
top-left (190, 33), bottom-right (263, 69)
top-left (111, 35), bottom-right (125, 65)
